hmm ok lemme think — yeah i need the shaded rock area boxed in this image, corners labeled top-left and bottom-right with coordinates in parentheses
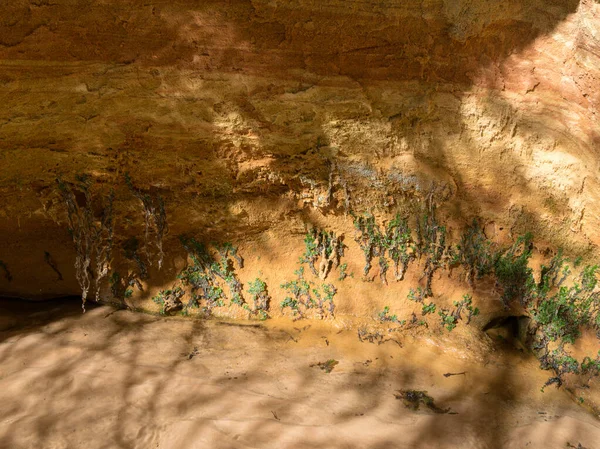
top-left (0, 0), bottom-right (599, 311)
top-left (1, 1), bottom-right (600, 440)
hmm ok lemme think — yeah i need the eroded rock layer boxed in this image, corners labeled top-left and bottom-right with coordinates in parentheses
top-left (0, 0), bottom-right (599, 315)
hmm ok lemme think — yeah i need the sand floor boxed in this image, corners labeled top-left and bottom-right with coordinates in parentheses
top-left (0, 299), bottom-right (598, 449)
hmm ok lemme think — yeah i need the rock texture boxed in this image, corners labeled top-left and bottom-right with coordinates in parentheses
top-left (0, 0), bottom-right (600, 314)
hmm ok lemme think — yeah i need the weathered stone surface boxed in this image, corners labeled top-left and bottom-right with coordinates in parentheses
top-left (0, 0), bottom-right (599, 314)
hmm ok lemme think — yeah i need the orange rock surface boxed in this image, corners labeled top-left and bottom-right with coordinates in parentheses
top-left (0, 0), bottom-right (599, 310)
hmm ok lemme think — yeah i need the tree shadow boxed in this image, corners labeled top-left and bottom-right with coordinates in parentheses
top-left (1, 2), bottom-right (598, 446)
top-left (0, 0), bottom-right (587, 300)
top-left (0, 300), bottom-right (597, 449)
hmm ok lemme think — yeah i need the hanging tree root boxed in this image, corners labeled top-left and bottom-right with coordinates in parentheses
top-left (44, 251), bottom-right (63, 281)
top-left (125, 173), bottom-right (168, 270)
top-left (353, 212), bottom-right (416, 284)
top-left (56, 175), bottom-right (114, 310)
top-left (415, 185), bottom-right (451, 297)
top-left (302, 228), bottom-right (345, 280)
top-left (0, 260), bottom-right (12, 282)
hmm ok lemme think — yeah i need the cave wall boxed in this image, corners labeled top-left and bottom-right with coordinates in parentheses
top-left (0, 0), bottom-right (599, 316)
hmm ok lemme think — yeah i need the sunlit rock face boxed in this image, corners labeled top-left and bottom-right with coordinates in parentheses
top-left (0, 0), bottom-right (599, 308)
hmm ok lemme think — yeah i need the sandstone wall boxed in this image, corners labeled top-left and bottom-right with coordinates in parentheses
top-left (0, 0), bottom-right (599, 316)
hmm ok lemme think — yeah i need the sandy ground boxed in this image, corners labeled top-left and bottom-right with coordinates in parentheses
top-left (0, 299), bottom-right (598, 449)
